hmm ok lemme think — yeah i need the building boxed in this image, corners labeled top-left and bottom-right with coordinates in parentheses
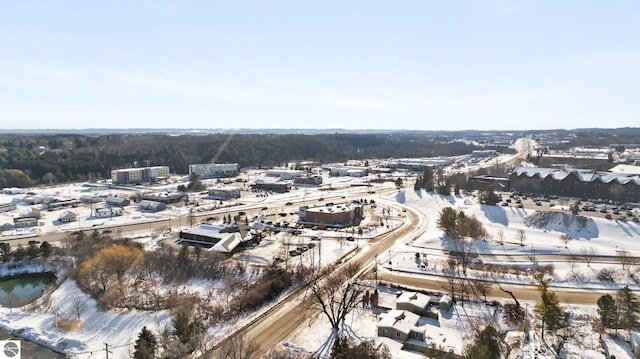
top-left (250, 180), bottom-right (291, 193)
top-left (188, 163), bottom-right (239, 179)
top-left (43, 199), bottom-right (80, 211)
top-left (138, 200), bottom-right (167, 212)
top-left (2, 187), bottom-right (26, 195)
top-left (509, 166), bottom-right (640, 202)
top-left (468, 175), bottom-right (510, 191)
top-left (106, 197), bottom-right (130, 207)
top-left (299, 203), bottom-right (363, 229)
top-left (328, 166), bottom-right (369, 177)
top-left (396, 292), bottom-right (431, 316)
top-left (293, 175), bottom-right (323, 186)
top-left (177, 224), bottom-right (250, 253)
top-left (94, 207), bottom-right (123, 218)
top-left (377, 310), bottom-right (427, 352)
top-left (111, 166), bottom-right (170, 185)
top-left (14, 217), bottom-right (37, 228)
top-left (80, 195), bottom-right (103, 204)
top-left (208, 187), bottom-right (241, 200)
top-left (265, 169), bottom-right (305, 180)
top-left (0, 202), bottom-right (17, 213)
top-left (142, 192), bottom-right (188, 204)
top-left (58, 211), bottom-right (78, 222)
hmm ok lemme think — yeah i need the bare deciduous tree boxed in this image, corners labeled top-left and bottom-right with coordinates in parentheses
top-left (216, 333), bottom-right (257, 359)
top-left (71, 296), bottom-right (86, 321)
top-left (307, 263), bottom-right (365, 331)
top-left (580, 247), bottom-right (598, 267)
top-left (515, 229), bottom-right (526, 246)
top-left (560, 234), bottom-right (572, 249)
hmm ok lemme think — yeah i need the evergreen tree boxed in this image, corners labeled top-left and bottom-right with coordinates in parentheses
top-left (414, 175), bottom-right (422, 190)
top-left (463, 326), bottom-right (501, 359)
top-left (597, 294), bottom-right (618, 329)
top-left (534, 274), bottom-right (565, 340)
top-left (39, 241), bottom-right (53, 258)
top-left (422, 167), bottom-right (434, 191)
top-left (330, 335), bottom-right (390, 359)
top-left (617, 286), bottom-right (640, 335)
top-left (134, 326), bottom-right (157, 359)
top-left (478, 190), bottom-right (500, 205)
top-left (0, 243), bottom-right (11, 263)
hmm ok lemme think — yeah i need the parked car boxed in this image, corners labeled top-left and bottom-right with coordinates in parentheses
top-left (605, 214), bottom-right (612, 220)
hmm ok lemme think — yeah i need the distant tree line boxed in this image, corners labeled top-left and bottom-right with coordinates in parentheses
top-left (0, 133), bottom-right (508, 187)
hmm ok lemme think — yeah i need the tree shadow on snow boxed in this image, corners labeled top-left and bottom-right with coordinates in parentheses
top-left (480, 205), bottom-right (509, 226)
top-left (395, 191), bottom-right (406, 204)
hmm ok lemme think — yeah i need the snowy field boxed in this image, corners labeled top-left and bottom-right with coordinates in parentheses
top-left (3, 152), bottom-right (640, 358)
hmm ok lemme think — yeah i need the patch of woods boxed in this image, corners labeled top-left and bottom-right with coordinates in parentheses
top-left (63, 231), bottom-right (301, 356)
top-left (0, 132), bottom-right (500, 187)
top-left (0, 241), bottom-right (53, 263)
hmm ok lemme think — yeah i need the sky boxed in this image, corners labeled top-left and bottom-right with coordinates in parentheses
top-left (1, 1), bottom-right (639, 131)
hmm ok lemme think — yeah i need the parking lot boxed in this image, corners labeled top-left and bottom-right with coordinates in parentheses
top-left (499, 193), bottom-right (640, 223)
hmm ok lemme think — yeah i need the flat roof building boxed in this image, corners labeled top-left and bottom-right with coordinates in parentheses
top-left (189, 163), bottom-right (239, 179)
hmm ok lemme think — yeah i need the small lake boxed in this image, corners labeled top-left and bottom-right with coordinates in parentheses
top-left (0, 272), bottom-right (56, 308)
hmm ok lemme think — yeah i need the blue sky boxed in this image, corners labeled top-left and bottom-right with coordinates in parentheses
top-left (1, 1), bottom-right (639, 131)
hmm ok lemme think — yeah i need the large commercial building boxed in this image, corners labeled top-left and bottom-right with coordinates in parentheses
top-left (188, 163), bottom-right (239, 179)
top-left (299, 203), bottom-right (363, 229)
top-left (208, 187), bottom-right (241, 200)
top-left (111, 166), bottom-right (170, 185)
top-left (509, 166), bottom-right (640, 202)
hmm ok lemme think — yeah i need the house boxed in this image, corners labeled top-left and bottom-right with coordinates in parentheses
top-left (58, 211), bottom-right (77, 222)
top-left (21, 207), bottom-right (41, 219)
top-left (94, 207), bottom-right (123, 218)
top-left (14, 217), bottom-right (37, 228)
top-left (106, 197), bottom-right (130, 207)
top-left (439, 295), bottom-right (453, 311)
top-left (138, 200), bottom-right (167, 212)
top-left (396, 291), bottom-right (431, 316)
top-left (377, 310), bottom-right (427, 352)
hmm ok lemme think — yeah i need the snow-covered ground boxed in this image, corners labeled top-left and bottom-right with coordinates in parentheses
top-left (2, 153), bottom-right (639, 358)
top-left (284, 189), bottom-right (640, 358)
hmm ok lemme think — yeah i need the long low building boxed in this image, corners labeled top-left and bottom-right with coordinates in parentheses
top-left (510, 166), bottom-right (640, 202)
top-left (189, 163), bottom-right (239, 179)
top-left (177, 224), bottom-right (251, 253)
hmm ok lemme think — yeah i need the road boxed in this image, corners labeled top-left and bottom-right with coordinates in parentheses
top-left (206, 203), bottom-right (424, 358)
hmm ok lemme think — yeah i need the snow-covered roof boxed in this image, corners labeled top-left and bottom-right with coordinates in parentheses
top-left (396, 291), bottom-right (430, 311)
top-left (609, 164), bottom-right (640, 175)
top-left (211, 233), bottom-right (243, 253)
top-left (513, 166), bottom-right (640, 185)
top-left (377, 310), bottom-right (421, 335)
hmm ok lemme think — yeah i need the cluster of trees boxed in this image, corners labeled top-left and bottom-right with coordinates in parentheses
top-left (437, 207), bottom-right (488, 240)
top-left (0, 241), bottom-right (53, 262)
top-left (0, 132), bottom-right (499, 186)
top-left (75, 242), bottom-right (291, 312)
top-left (597, 286), bottom-right (640, 335)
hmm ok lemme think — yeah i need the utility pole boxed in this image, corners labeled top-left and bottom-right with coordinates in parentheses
top-left (104, 343), bottom-right (112, 359)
